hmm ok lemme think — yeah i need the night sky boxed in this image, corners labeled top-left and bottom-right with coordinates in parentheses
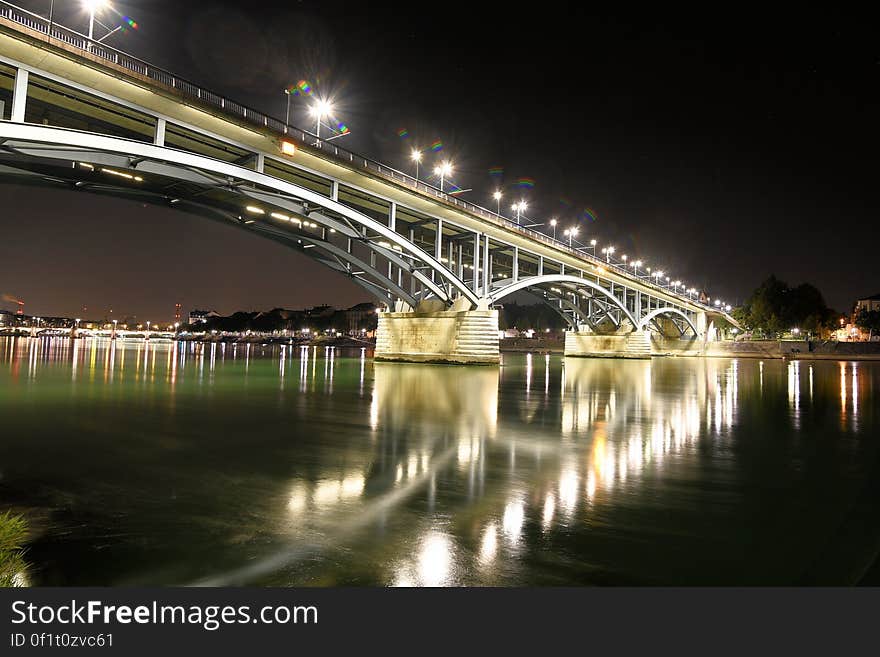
top-left (2, 1), bottom-right (877, 322)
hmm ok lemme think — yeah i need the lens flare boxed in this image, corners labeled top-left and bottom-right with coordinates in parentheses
top-left (336, 122), bottom-right (349, 134)
top-left (514, 177), bottom-right (535, 189)
top-left (120, 16), bottom-right (138, 31)
top-left (488, 166), bottom-right (504, 177)
top-left (581, 207), bottom-right (599, 222)
top-left (288, 80), bottom-right (313, 97)
top-left (430, 140), bottom-right (443, 153)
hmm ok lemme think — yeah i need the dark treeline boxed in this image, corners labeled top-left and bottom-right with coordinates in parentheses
top-left (732, 275), bottom-right (837, 338)
top-left (189, 304), bottom-right (377, 334)
top-left (498, 302), bottom-right (568, 331)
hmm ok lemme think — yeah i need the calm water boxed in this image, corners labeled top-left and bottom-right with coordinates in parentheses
top-left (0, 336), bottom-right (877, 586)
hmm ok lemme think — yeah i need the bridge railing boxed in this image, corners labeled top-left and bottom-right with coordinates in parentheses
top-left (0, 1), bottom-right (717, 313)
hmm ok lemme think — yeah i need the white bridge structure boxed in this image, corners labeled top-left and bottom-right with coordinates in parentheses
top-left (0, 2), bottom-right (734, 363)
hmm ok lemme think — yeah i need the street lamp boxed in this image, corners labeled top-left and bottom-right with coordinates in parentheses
top-left (493, 190), bottom-right (503, 216)
top-left (632, 259), bottom-right (642, 277)
top-left (84, 0), bottom-right (109, 42)
top-left (283, 87), bottom-right (295, 129)
top-left (605, 245), bottom-right (615, 262)
top-left (550, 218), bottom-right (557, 240)
top-left (433, 161), bottom-right (453, 192)
top-left (589, 239), bottom-right (597, 255)
top-left (309, 98), bottom-right (333, 139)
top-left (566, 226), bottom-right (578, 247)
top-left (511, 200), bottom-right (527, 224)
top-left (410, 149), bottom-right (422, 181)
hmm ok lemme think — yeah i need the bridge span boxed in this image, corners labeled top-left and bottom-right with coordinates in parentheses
top-left (0, 2), bottom-right (735, 363)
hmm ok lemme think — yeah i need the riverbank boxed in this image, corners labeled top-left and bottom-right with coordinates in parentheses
top-left (500, 337), bottom-right (880, 360)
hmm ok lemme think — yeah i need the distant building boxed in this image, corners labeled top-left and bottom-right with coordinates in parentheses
top-left (0, 309), bottom-right (15, 327)
top-left (188, 309), bottom-right (220, 325)
top-left (344, 302), bottom-right (377, 334)
top-left (855, 293), bottom-right (880, 314)
top-left (842, 293), bottom-right (880, 341)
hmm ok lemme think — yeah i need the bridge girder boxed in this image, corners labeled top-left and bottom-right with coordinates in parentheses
top-left (639, 307), bottom-right (699, 337)
top-left (0, 122), bottom-right (481, 309)
top-left (487, 274), bottom-right (639, 331)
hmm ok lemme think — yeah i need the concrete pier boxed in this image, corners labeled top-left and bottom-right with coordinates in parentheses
top-left (375, 309), bottom-right (500, 364)
top-left (564, 330), bottom-right (654, 359)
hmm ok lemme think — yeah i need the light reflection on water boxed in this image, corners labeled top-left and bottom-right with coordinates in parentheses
top-left (0, 336), bottom-right (876, 586)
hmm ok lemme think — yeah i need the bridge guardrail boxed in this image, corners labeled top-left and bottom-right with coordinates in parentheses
top-left (0, 0), bottom-right (717, 313)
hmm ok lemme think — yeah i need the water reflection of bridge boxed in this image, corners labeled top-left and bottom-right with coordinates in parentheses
top-left (2, 335), bottom-right (866, 585)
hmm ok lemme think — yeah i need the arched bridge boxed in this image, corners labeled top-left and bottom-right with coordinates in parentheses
top-left (0, 3), bottom-right (734, 363)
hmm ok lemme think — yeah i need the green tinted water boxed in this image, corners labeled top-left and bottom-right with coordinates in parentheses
top-left (0, 337), bottom-right (877, 585)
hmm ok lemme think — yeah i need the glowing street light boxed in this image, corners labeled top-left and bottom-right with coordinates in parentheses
top-left (309, 98), bottom-right (334, 139)
top-left (493, 190), bottom-right (503, 216)
top-left (511, 200), bottom-right (527, 224)
top-left (433, 160), bottom-right (453, 192)
top-left (83, 0), bottom-right (109, 42)
top-left (632, 259), bottom-right (642, 276)
top-left (564, 226), bottom-right (579, 247)
top-left (550, 218), bottom-right (557, 240)
top-left (603, 245), bottom-right (615, 262)
top-left (410, 149), bottom-right (422, 181)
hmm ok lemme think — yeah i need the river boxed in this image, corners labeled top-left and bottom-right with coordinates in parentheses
top-left (0, 336), bottom-right (877, 585)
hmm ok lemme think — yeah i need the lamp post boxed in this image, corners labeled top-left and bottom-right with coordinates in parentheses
top-left (433, 161), bottom-right (452, 192)
top-left (283, 87), bottom-right (296, 130)
top-left (605, 245), bottom-right (615, 262)
top-left (84, 0), bottom-right (108, 42)
top-left (493, 190), bottom-right (502, 216)
top-left (566, 226), bottom-right (578, 247)
top-left (511, 201), bottom-right (526, 224)
top-left (550, 218), bottom-right (557, 240)
top-left (410, 149), bottom-right (422, 181)
top-left (632, 260), bottom-right (642, 277)
top-left (589, 239), bottom-right (597, 255)
top-left (310, 98), bottom-right (333, 139)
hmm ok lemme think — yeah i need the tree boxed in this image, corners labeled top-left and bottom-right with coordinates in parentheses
top-left (855, 308), bottom-right (880, 340)
top-left (735, 275), bottom-right (833, 338)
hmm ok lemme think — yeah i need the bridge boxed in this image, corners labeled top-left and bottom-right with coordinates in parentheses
top-left (0, 2), bottom-right (735, 364)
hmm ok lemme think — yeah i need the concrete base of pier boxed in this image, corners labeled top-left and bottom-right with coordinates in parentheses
top-left (564, 330), bottom-right (654, 359)
top-left (375, 309), bottom-right (500, 364)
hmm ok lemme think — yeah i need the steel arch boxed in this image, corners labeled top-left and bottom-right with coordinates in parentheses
top-left (639, 307), bottom-right (699, 336)
top-left (0, 122), bottom-right (480, 307)
top-left (488, 274), bottom-right (638, 330)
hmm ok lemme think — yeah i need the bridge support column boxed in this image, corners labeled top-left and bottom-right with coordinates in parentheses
top-left (696, 311), bottom-right (708, 340)
top-left (375, 307), bottom-right (499, 364)
top-left (11, 68), bottom-right (27, 122)
top-left (564, 329), bottom-right (652, 359)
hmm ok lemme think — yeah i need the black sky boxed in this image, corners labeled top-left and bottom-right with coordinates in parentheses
top-left (2, 1), bottom-right (877, 321)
